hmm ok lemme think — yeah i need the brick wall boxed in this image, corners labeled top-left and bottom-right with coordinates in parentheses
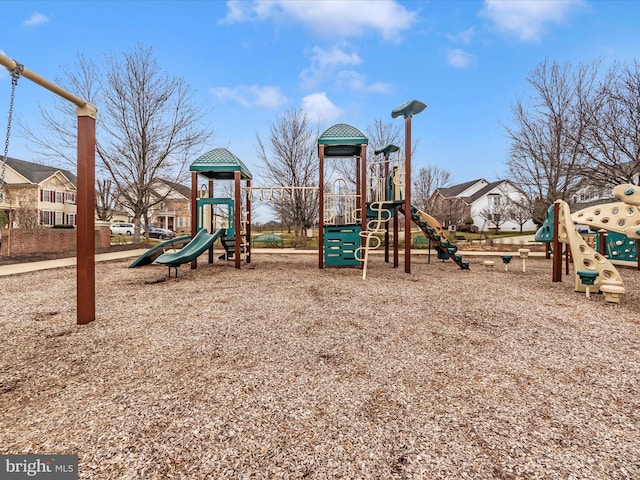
top-left (0, 225), bottom-right (110, 256)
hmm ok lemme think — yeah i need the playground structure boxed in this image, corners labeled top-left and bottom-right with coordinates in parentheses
top-left (1, 53), bottom-right (97, 325)
top-left (169, 100), bottom-right (471, 279)
top-left (535, 184), bottom-right (640, 303)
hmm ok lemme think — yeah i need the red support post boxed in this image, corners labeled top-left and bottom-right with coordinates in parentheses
top-left (552, 202), bottom-right (562, 282)
top-left (234, 171), bottom-right (241, 269)
top-left (404, 116), bottom-right (412, 274)
top-left (318, 145), bottom-right (325, 269)
top-left (76, 114), bottom-right (96, 325)
top-left (190, 172), bottom-right (198, 269)
top-left (246, 179), bottom-right (251, 264)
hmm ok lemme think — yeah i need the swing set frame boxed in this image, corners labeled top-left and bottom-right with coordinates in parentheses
top-left (0, 53), bottom-right (98, 325)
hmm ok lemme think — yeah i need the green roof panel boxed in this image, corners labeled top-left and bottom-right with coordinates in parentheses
top-left (190, 148), bottom-right (253, 180)
top-left (318, 123), bottom-right (368, 158)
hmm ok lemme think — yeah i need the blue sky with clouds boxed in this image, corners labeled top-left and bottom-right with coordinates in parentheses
top-left (2, 1), bottom-right (640, 201)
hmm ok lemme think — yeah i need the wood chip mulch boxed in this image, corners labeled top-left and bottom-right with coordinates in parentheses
top-left (1, 254), bottom-right (638, 479)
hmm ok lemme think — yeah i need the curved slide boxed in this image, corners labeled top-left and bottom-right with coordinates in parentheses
top-left (155, 228), bottom-right (226, 277)
top-left (128, 234), bottom-right (192, 268)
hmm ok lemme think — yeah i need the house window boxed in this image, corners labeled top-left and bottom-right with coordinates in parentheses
top-left (66, 192), bottom-right (76, 203)
top-left (178, 217), bottom-right (184, 228)
top-left (56, 191), bottom-right (64, 203)
top-left (67, 214), bottom-right (76, 226)
top-left (42, 211), bottom-right (54, 226)
top-left (41, 189), bottom-right (52, 202)
top-left (55, 211), bottom-right (64, 225)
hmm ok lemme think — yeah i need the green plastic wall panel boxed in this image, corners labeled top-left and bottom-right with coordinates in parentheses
top-left (324, 225), bottom-right (362, 266)
top-left (597, 232), bottom-right (638, 262)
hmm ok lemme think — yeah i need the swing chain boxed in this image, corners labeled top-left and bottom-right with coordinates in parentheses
top-left (0, 62), bottom-right (23, 202)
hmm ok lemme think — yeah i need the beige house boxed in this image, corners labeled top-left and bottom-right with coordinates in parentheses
top-left (0, 157), bottom-right (77, 228)
top-left (112, 178), bottom-right (193, 234)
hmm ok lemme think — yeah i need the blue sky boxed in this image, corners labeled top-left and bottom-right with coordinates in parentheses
top-left (2, 1), bottom-right (640, 213)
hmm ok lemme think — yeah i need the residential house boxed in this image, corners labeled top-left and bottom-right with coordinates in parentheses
top-left (0, 157), bottom-right (77, 228)
top-left (113, 178), bottom-right (194, 233)
top-left (431, 178), bottom-right (538, 233)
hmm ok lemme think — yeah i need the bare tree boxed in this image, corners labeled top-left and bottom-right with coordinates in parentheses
top-left (505, 58), bottom-right (599, 224)
top-left (95, 179), bottom-right (116, 221)
top-left (479, 200), bottom-right (512, 234)
top-left (21, 45), bottom-right (213, 241)
top-left (412, 165), bottom-right (452, 214)
top-left (256, 109), bottom-right (319, 238)
top-left (15, 207), bottom-right (40, 229)
top-left (580, 60), bottom-right (640, 188)
top-left (509, 202), bottom-right (534, 233)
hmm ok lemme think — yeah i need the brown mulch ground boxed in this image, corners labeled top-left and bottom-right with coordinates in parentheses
top-left (1, 253), bottom-right (638, 478)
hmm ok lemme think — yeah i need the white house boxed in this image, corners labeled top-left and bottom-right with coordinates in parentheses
top-left (432, 178), bottom-right (538, 232)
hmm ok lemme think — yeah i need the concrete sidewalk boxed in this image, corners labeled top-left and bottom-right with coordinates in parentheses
top-left (0, 249), bottom-right (149, 277)
top-left (0, 244), bottom-right (546, 277)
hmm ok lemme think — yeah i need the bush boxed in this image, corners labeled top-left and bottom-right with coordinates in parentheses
top-left (456, 224), bottom-right (478, 233)
top-left (52, 224), bottom-right (75, 229)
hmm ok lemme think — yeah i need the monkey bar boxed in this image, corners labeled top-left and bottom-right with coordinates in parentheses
top-left (0, 53), bottom-right (97, 325)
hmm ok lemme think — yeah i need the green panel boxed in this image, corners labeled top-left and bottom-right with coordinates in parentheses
top-left (324, 225), bottom-right (362, 266)
top-left (597, 231), bottom-right (638, 262)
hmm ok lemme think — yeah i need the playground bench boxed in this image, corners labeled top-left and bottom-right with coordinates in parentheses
top-left (252, 233), bottom-right (285, 248)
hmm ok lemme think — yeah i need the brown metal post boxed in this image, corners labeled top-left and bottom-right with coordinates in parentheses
top-left (76, 113), bottom-right (96, 325)
top-left (598, 230), bottom-right (606, 256)
top-left (246, 179), bottom-right (251, 264)
top-left (190, 172), bottom-right (198, 269)
top-left (234, 171), bottom-right (241, 269)
top-left (318, 145), bottom-right (325, 269)
top-left (552, 202), bottom-right (562, 282)
top-left (355, 157), bottom-right (361, 220)
top-left (404, 116), bottom-right (412, 273)
top-left (383, 155), bottom-right (389, 263)
top-left (393, 206), bottom-right (399, 268)
top-left (208, 179), bottom-right (214, 264)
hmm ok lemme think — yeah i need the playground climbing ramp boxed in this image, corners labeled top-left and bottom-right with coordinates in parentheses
top-left (0, 255), bottom-right (639, 478)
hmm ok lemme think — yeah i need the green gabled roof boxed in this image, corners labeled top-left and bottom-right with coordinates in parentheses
top-left (190, 148), bottom-right (252, 180)
top-left (318, 123), bottom-right (368, 158)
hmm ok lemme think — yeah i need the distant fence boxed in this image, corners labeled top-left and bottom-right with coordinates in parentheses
top-left (0, 224), bottom-right (110, 257)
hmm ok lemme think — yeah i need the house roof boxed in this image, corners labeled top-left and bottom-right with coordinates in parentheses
top-left (467, 180), bottom-right (508, 203)
top-left (157, 178), bottom-right (190, 199)
top-left (190, 148), bottom-right (253, 180)
top-left (437, 178), bottom-right (484, 198)
top-left (5, 156), bottom-right (77, 185)
top-left (318, 123), bottom-right (368, 157)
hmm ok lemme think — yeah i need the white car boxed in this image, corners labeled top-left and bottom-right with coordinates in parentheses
top-left (110, 223), bottom-right (143, 236)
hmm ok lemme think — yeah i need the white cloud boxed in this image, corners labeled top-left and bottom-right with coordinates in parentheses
top-left (220, 0), bottom-right (419, 41)
top-left (300, 46), bottom-right (362, 90)
top-left (336, 71), bottom-right (394, 94)
top-left (301, 92), bottom-right (343, 123)
top-left (23, 12), bottom-right (50, 27)
top-left (300, 45), bottom-right (393, 94)
top-left (210, 85), bottom-right (289, 108)
top-left (480, 0), bottom-right (585, 42)
top-left (447, 49), bottom-right (476, 69)
top-left (446, 27), bottom-right (475, 44)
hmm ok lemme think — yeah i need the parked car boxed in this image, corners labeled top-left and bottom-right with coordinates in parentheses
top-left (110, 223), bottom-right (144, 236)
top-left (147, 226), bottom-right (177, 240)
